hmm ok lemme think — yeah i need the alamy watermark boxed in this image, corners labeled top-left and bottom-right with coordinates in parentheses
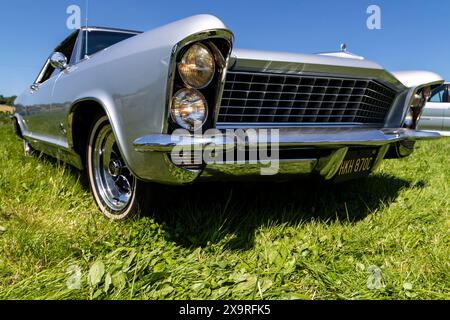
top-left (367, 5), bottom-right (382, 30)
top-left (66, 5), bottom-right (81, 30)
top-left (170, 125), bottom-right (280, 176)
top-left (66, 264), bottom-right (82, 290)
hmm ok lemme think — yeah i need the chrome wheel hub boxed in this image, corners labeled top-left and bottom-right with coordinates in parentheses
top-left (93, 125), bottom-right (135, 212)
top-left (108, 159), bottom-right (123, 177)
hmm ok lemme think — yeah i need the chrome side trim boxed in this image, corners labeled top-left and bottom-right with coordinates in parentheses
top-left (23, 134), bottom-right (83, 170)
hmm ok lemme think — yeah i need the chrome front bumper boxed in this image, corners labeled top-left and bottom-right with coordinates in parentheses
top-left (132, 128), bottom-right (440, 183)
top-left (134, 128), bottom-right (440, 152)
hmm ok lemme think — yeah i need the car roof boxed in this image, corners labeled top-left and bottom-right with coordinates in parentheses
top-left (80, 26), bottom-right (142, 34)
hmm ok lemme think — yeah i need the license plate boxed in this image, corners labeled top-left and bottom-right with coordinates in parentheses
top-left (334, 149), bottom-right (378, 182)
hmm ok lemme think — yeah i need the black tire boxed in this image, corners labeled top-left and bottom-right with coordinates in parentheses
top-left (86, 115), bottom-right (148, 220)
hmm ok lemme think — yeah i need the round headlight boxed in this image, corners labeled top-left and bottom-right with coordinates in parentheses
top-left (178, 43), bottom-right (215, 89)
top-left (171, 88), bottom-right (208, 130)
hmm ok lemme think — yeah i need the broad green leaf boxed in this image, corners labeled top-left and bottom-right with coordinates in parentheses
top-left (112, 271), bottom-right (126, 289)
top-left (153, 262), bottom-right (166, 273)
top-left (259, 279), bottom-right (273, 293)
top-left (92, 289), bottom-right (102, 299)
top-left (88, 261), bottom-right (105, 287)
top-left (234, 275), bottom-right (257, 293)
top-left (214, 287), bottom-right (229, 298)
top-left (283, 292), bottom-right (311, 300)
top-left (191, 283), bottom-right (205, 292)
top-left (403, 282), bottom-right (413, 291)
top-left (104, 273), bottom-right (112, 293)
top-left (159, 284), bottom-right (174, 297)
top-left (122, 250), bottom-right (137, 272)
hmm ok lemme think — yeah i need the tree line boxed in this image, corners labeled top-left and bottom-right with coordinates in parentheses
top-left (0, 95), bottom-right (17, 106)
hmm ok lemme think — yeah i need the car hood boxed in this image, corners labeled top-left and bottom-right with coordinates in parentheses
top-left (231, 48), bottom-right (384, 70)
top-left (229, 48), bottom-right (406, 91)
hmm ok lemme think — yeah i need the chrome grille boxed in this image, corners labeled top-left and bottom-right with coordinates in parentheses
top-left (218, 71), bottom-right (398, 126)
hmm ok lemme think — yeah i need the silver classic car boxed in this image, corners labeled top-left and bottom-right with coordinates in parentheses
top-left (418, 83), bottom-right (450, 136)
top-left (13, 15), bottom-right (444, 219)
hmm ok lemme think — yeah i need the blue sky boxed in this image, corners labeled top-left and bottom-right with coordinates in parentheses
top-left (1, 0), bottom-right (449, 97)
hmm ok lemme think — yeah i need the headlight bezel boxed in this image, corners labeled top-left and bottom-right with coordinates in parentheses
top-left (164, 30), bottom-right (234, 135)
top-left (177, 43), bottom-right (216, 90)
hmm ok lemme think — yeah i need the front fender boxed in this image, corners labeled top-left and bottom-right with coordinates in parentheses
top-left (65, 15), bottom-right (232, 182)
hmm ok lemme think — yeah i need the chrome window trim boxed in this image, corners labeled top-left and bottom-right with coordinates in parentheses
top-left (77, 27), bottom-right (141, 62)
top-left (34, 59), bottom-right (51, 85)
top-left (34, 30), bottom-right (81, 85)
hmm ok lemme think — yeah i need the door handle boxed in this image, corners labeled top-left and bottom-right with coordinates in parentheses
top-left (30, 84), bottom-right (39, 92)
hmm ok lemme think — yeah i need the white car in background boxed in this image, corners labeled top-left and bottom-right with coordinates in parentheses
top-left (418, 83), bottom-right (450, 136)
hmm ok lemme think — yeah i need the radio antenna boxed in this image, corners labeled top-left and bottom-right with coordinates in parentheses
top-left (85, 0), bottom-right (89, 58)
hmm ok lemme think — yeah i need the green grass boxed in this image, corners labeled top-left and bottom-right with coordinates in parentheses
top-left (0, 117), bottom-right (449, 300)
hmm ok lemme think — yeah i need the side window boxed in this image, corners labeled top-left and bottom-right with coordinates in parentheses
top-left (429, 86), bottom-right (446, 103)
top-left (35, 31), bottom-right (79, 84)
top-left (81, 31), bottom-right (136, 58)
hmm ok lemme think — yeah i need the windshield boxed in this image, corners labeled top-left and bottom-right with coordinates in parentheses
top-left (81, 30), bottom-right (137, 57)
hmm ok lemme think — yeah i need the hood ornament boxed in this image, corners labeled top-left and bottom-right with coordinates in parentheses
top-left (316, 43), bottom-right (364, 60)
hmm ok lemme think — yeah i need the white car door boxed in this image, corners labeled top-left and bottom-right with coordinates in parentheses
top-left (418, 85), bottom-right (446, 132)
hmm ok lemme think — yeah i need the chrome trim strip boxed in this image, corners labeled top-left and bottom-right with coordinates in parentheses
top-left (210, 41), bottom-right (234, 127)
top-left (23, 134), bottom-right (83, 169)
top-left (215, 122), bottom-right (380, 129)
top-left (134, 128), bottom-right (441, 153)
top-left (22, 133), bottom-right (69, 149)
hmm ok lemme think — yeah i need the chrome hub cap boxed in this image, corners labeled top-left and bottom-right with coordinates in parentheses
top-left (108, 159), bottom-right (123, 177)
top-left (93, 125), bottom-right (135, 212)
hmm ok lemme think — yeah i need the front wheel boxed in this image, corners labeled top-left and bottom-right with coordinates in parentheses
top-left (87, 115), bottom-right (147, 220)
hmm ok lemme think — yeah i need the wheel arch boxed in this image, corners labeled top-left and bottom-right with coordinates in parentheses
top-left (12, 114), bottom-right (24, 139)
top-left (68, 95), bottom-right (128, 170)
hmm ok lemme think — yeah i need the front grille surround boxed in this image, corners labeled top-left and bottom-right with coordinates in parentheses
top-left (217, 71), bottom-right (398, 127)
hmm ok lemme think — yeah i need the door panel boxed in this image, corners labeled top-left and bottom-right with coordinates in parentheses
top-left (50, 67), bottom-right (78, 146)
top-left (418, 85), bottom-right (447, 132)
top-left (418, 103), bottom-right (445, 131)
top-left (444, 103), bottom-right (450, 132)
top-left (22, 76), bottom-right (59, 142)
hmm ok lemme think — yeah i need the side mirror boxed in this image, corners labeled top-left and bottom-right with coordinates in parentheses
top-left (50, 52), bottom-right (68, 70)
